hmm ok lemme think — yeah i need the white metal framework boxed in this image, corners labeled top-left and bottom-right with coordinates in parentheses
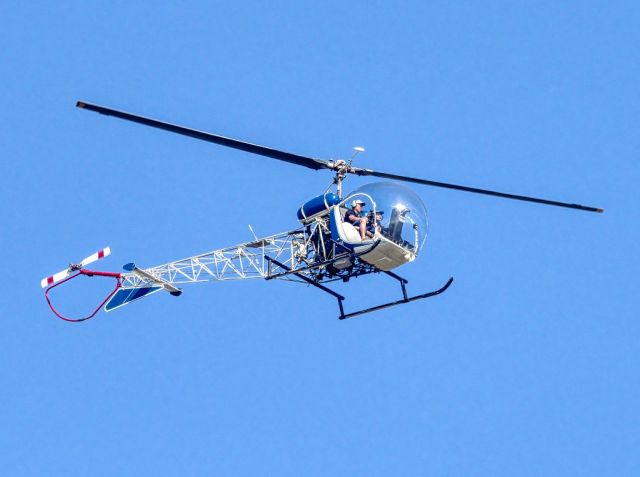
top-left (119, 225), bottom-right (326, 290)
top-left (118, 194), bottom-right (416, 293)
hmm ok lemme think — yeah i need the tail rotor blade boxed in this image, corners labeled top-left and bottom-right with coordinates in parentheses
top-left (80, 246), bottom-right (111, 267)
top-left (41, 247), bottom-right (111, 288)
top-left (41, 268), bottom-right (71, 288)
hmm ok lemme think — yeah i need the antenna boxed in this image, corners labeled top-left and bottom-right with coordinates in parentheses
top-left (248, 224), bottom-right (259, 242)
top-left (350, 146), bottom-right (365, 162)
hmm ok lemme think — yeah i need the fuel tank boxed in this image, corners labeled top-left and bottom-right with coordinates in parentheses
top-left (297, 192), bottom-right (341, 222)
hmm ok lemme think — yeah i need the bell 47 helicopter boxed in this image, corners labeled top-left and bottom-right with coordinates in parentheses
top-left (41, 101), bottom-right (603, 322)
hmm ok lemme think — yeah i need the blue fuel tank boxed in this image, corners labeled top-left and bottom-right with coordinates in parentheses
top-left (297, 192), bottom-right (341, 222)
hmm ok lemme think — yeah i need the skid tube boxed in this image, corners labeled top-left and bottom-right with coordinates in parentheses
top-left (341, 275), bottom-right (454, 320)
top-left (265, 255), bottom-right (453, 320)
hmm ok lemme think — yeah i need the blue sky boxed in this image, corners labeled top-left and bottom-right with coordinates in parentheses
top-left (1, 1), bottom-right (637, 475)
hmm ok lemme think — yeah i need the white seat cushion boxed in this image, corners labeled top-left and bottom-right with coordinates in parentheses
top-left (341, 222), bottom-right (362, 243)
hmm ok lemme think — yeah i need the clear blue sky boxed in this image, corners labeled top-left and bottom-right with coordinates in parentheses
top-left (1, 1), bottom-right (637, 475)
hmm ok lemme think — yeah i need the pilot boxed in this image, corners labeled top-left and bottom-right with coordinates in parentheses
top-left (344, 199), bottom-right (368, 240)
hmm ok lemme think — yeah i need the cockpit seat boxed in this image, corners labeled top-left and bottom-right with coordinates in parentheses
top-left (329, 206), bottom-right (367, 246)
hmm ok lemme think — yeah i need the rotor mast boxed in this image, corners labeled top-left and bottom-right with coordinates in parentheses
top-left (329, 147), bottom-right (365, 197)
top-left (331, 160), bottom-right (349, 197)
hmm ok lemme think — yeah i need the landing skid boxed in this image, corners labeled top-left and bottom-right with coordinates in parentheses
top-left (265, 255), bottom-right (453, 320)
top-left (341, 275), bottom-right (453, 320)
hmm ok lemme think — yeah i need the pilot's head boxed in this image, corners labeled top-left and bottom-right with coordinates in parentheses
top-left (351, 199), bottom-right (366, 212)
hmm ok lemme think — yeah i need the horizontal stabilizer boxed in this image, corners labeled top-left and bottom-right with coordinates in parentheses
top-left (104, 286), bottom-right (162, 312)
top-left (124, 263), bottom-right (182, 295)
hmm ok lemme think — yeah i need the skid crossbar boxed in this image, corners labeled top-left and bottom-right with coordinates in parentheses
top-left (265, 256), bottom-right (346, 318)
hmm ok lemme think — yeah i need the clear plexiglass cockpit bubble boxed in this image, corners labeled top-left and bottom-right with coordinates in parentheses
top-left (348, 182), bottom-right (429, 255)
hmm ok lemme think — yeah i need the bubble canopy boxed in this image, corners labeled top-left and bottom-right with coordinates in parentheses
top-left (347, 182), bottom-right (429, 255)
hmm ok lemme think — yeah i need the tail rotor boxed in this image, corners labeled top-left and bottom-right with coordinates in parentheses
top-left (41, 247), bottom-right (111, 288)
top-left (41, 247), bottom-right (121, 322)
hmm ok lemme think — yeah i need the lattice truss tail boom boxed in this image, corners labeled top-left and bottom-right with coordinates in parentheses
top-left (120, 228), bottom-right (312, 289)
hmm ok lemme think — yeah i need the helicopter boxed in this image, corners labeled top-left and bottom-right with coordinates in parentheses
top-left (41, 101), bottom-right (603, 322)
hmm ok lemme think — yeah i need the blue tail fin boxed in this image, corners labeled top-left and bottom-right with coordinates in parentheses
top-left (104, 286), bottom-right (162, 312)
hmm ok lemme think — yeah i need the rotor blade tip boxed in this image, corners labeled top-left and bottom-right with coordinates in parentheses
top-left (76, 101), bottom-right (86, 108)
top-left (596, 208), bottom-right (604, 213)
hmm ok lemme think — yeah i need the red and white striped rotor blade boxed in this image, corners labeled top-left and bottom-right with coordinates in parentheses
top-left (80, 246), bottom-right (111, 267)
top-left (40, 247), bottom-right (111, 288)
top-left (41, 268), bottom-right (72, 288)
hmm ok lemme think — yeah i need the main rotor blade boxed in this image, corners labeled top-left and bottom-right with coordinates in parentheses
top-left (76, 101), bottom-right (331, 171)
top-left (354, 168), bottom-right (603, 213)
